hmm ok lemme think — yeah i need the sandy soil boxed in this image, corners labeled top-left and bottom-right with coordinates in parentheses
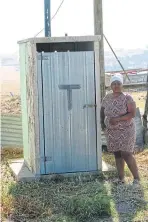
top-left (1, 95), bottom-right (21, 114)
top-left (0, 67), bottom-right (20, 96)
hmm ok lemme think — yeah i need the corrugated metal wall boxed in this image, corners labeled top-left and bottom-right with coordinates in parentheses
top-left (0, 115), bottom-right (23, 147)
top-left (38, 51), bottom-right (97, 174)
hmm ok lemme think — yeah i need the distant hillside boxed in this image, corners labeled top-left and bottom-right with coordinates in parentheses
top-left (105, 48), bottom-right (148, 71)
top-left (0, 48), bottom-right (148, 71)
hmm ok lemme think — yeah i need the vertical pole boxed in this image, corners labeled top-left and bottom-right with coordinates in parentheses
top-left (94, 0), bottom-right (105, 100)
top-left (143, 73), bottom-right (148, 144)
top-left (44, 0), bottom-right (51, 37)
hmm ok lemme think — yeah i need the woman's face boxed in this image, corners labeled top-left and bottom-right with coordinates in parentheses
top-left (111, 81), bottom-right (123, 93)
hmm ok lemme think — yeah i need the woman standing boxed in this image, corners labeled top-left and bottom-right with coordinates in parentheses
top-left (101, 74), bottom-right (140, 184)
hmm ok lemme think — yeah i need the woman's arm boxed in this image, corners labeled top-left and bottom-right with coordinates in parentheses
top-left (110, 95), bottom-right (136, 125)
top-left (100, 107), bottom-right (105, 123)
top-left (118, 102), bottom-right (136, 121)
top-left (100, 106), bottom-right (106, 130)
top-left (110, 101), bottom-right (136, 125)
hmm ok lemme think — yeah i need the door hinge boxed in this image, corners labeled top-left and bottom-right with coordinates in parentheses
top-left (83, 104), bottom-right (97, 109)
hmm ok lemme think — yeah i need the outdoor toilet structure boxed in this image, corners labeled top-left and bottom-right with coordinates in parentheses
top-left (18, 35), bottom-right (102, 177)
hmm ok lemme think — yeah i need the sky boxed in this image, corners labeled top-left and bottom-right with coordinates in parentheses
top-left (0, 0), bottom-right (148, 54)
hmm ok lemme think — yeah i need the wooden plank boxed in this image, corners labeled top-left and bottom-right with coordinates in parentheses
top-left (18, 35), bottom-right (101, 44)
top-left (19, 43), bottom-right (30, 168)
top-left (26, 42), bottom-right (36, 173)
top-left (37, 53), bottom-right (45, 174)
top-left (33, 47), bottom-right (41, 175)
top-left (94, 0), bottom-right (105, 99)
top-left (94, 40), bottom-right (102, 170)
top-left (26, 42), bottom-right (40, 174)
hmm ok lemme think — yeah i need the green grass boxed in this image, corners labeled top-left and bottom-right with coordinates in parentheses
top-left (1, 149), bottom-right (148, 222)
top-left (1, 163), bottom-right (113, 221)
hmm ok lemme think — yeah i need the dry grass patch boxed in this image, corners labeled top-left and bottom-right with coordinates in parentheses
top-left (1, 95), bottom-right (21, 114)
top-left (1, 147), bottom-right (23, 161)
top-left (1, 149), bottom-right (148, 222)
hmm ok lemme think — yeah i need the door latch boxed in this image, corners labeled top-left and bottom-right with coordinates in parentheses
top-left (83, 104), bottom-right (97, 109)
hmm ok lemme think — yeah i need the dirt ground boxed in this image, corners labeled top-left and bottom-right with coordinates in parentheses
top-left (0, 67), bottom-right (20, 96)
top-left (0, 66), bottom-right (21, 114)
top-left (1, 95), bottom-right (21, 114)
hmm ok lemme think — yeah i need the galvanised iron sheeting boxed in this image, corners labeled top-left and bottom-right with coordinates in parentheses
top-left (38, 51), bottom-right (97, 174)
top-left (1, 115), bottom-right (23, 147)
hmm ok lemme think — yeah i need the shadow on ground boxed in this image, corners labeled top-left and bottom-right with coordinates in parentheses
top-left (111, 181), bottom-right (147, 222)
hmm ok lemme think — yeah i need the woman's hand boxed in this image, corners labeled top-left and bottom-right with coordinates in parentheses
top-left (101, 122), bottom-right (106, 131)
top-left (109, 117), bottom-right (120, 125)
top-left (100, 106), bottom-right (106, 131)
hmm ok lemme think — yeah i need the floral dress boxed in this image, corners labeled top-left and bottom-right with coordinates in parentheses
top-left (102, 93), bottom-right (136, 153)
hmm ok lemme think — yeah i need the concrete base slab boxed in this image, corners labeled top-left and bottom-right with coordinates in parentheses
top-left (9, 159), bottom-right (36, 181)
top-left (102, 161), bottom-right (115, 171)
top-left (9, 159), bottom-right (115, 182)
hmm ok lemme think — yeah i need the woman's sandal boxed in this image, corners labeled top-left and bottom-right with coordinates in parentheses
top-left (118, 180), bottom-right (125, 185)
top-left (132, 179), bottom-right (140, 186)
top-left (113, 179), bottom-right (125, 185)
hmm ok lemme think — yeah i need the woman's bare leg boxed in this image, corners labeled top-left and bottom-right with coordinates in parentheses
top-left (121, 151), bottom-right (140, 180)
top-left (114, 151), bottom-right (125, 181)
